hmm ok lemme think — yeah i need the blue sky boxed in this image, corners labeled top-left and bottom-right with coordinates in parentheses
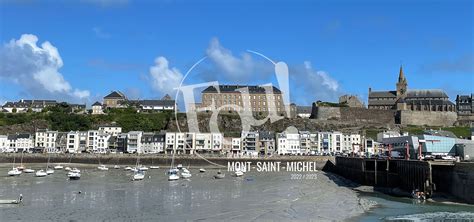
top-left (0, 0), bottom-right (473, 107)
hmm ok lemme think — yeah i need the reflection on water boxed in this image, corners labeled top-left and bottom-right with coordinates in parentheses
top-left (0, 166), bottom-right (473, 221)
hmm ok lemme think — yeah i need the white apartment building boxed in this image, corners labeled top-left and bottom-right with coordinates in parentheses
top-left (8, 134), bottom-right (33, 153)
top-left (184, 133), bottom-right (195, 154)
top-left (127, 131), bottom-right (143, 153)
top-left (232, 138), bottom-right (241, 154)
top-left (0, 135), bottom-right (9, 152)
top-left (98, 125), bottom-right (122, 136)
top-left (342, 133), bottom-right (361, 153)
top-left (35, 129), bottom-right (58, 153)
top-left (66, 131), bottom-right (81, 153)
top-left (211, 133), bottom-right (223, 153)
top-left (276, 127), bottom-right (300, 155)
top-left (299, 131), bottom-right (312, 154)
top-left (195, 133), bottom-right (212, 154)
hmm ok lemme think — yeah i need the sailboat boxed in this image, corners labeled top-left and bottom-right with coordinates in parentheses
top-left (97, 156), bottom-right (108, 171)
top-left (181, 168), bottom-right (192, 179)
top-left (35, 170), bottom-right (47, 177)
top-left (168, 149), bottom-right (179, 181)
top-left (17, 151), bottom-right (25, 170)
top-left (8, 154), bottom-right (22, 176)
top-left (45, 153), bottom-right (54, 174)
top-left (68, 171), bottom-right (81, 180)
top-left (131, 152), bottom-right (146, 180)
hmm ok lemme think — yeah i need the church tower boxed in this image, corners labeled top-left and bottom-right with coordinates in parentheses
top-left (396, 65), bottom-right (407, 100)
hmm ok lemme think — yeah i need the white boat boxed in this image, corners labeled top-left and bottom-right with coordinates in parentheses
top-left (68, 171), bottom-right (81, 180)
top-left (199, 168), bottom-right (206, 173)
top-left (46, 168), bottom-right (54, 174)
top-left (35, 170), bottom-right (47, 177)
top-left (0, 194), bottom-right (23, 204)
top-left (132, 171), bottom-right (145, 181)
top-left (234, 170), bottom-right (244, 177)
top-left (23, 169), bottom-right (35, 173)
top-left (124, 166), bottom-right (132, 171)
top-left (8, 168), bottom-right (22, 176)
top-left (98, 165), bottom-right (109, 171)
top-left (64, 167), bottom-right (72, 171)
top-left (114, 165), bottom-right (120, 169)
top-left (181, 169), bottom-right (192, 178)
top-left (131, 167), bottom-right (139, 173)
top-left (167, 168), bottom-right (179, 175)
top-left (138, 165), bottom-right (148, 171)
top-left (168, 172), bottom-right (179, 181)
top-left (70, 168), bottom-right (81, 173)
top-left (176, 164), bottom-right (183, 170)
top-left (149, 166), bottom-right (160, 169)
top-left (54, 165), bottom-right (64, 170)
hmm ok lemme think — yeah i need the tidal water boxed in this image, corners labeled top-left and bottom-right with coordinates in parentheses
top-left (0, 165), bottom-right (473, 221)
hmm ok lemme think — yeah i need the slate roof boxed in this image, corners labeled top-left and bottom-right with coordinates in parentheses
top-left (202, 85), bottom-right (282, 94)
top-left (259, 131), bottom-right (275, 140)
top-left (92, 101), bottom-right (102, 106)
top-left (104, 91), bottom-right (126, 99)
top-left (406, 90), bottom-right (448, 98)
top-left (138, 100), bottom-right (175, 106)
top-left (369, 91), bottom-right (397, 98)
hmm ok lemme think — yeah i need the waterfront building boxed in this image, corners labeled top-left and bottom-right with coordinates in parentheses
top-left (258, 131), bottom-right (276, 156)
top-left (141, 132), bottom-right (165, 154)
top-left (299, 131), bottom-right (312, 154)
top-left (91, 101), bottom-right (104, 115)
top-left (195, 133), bottom-right (212, 154)
top-left (368, 66), bottom-right (455, 111)
top-left (276, 127), bottom-right (300, 155)
top-left (364, 138), bottom-right (381, 155)
top-left (56, 132), bottom-right (68, 153)
top-left (103, 91), bottom-right (127, 108)
top-left (194, 84), bottom-right (287, 115)
top-left (342, 133), bottom-right (361, 153)
top-left (339, 95), bottom-right (364, 108)
top-left (376, 130), bottom-right (406, 143)
top-left (66, 131), bottom-right (87, 153)
top-left (116, 133), bottom-right (128, 153)
top-left (184, 132), bottom-right (195, 154)
top-left (309, 133), bottom-right (319, 154)
top-left (126, 131), bottom-right (143, 153)
top-left (0, 135), bottom-right (8, 152)
top-left (8, 133), bottom-right (33, 153)
top-left (211, 133), bottom-right (223, 154)
top-left (242, 131), bottom-right (259, 156)
top-left (316, 132), bottom-right (335, 154)
top-left (86, 130), bottom-right (111, 153)
top-left (35, 129), bottom-right (58, 153)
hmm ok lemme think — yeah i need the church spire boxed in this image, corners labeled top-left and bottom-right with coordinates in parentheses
top-left (398, 65), bottom-right (405, 82)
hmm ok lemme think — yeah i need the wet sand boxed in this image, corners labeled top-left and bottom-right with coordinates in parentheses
top-left (0, 165), bottom-right (371, 221)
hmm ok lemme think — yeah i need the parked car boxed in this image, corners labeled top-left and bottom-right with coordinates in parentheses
top-left (423, 155), bottom-right (435, 161)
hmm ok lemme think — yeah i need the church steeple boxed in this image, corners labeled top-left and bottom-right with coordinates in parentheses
top-left (398, 65), bottom-right (405, 82)
top-left (396, 65), bottom-right (407, 100)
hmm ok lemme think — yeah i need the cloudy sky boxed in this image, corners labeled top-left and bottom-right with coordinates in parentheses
top-left (0, 0), bottom-right (472, 107)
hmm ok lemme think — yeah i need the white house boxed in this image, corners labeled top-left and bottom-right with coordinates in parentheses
top-left (242, 131), bottom-right (259, 156)
top-left (0, 135), bottom-right (8, 152)
top-left (276, 127), bottom-right (300, 155)
top-left (8, 134), bottom-right (33, 153)
top-left (211, 133), bottom-right (223, 153)
top-left (35, 129), bottom-right (58, 153)
top-left (66, 131), bottom-right (83, 153)
top-left (195, 133), bottom-right (212, 154)
top-left (342, 133), bottom-right (361, 153)
top-left (231, 138), bottom-right (241, 154)
top-left (127, 131), bottom-right (143, 153)
top-left (299, 131), bottom-right (311, 154)
top-left (91, 101), bottom-right (104, 115)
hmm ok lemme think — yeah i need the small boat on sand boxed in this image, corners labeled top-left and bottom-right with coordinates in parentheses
top-left (8, 168), bottom-right (22, 176)
top-left (114, 165), bottom-right (120, 169)
top-left (0, 194), bottom-right (23, 204)
top-left (23, 169), bottom-right (35, 173)
top-left (54, 165), bottom-right (64, 170)
top-left (98, 165), bottom-right (109, 171)
top-left (199, 168), bottom-right (206, 173)
top-left (214, 170), bottom-right (225, 179)
top-left (46, 168), bottom-right (54, 174)
top-left (35, 170), bottom-right (47, 177)
top-left (68, 171), bottom-right (81, 180)
top-left (132, 171), bottom-right (145, 181)
top-left (234, 170), bottom-right (244, 177)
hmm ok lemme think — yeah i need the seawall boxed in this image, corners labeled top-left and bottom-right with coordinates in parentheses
top-left (0, 153), bottom-right (334, 170)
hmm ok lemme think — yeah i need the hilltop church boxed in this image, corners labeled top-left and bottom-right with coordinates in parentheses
top-left (368, 66), bottom-right (455, 112)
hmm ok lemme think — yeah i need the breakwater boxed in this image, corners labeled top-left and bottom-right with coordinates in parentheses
top-left (332, 157), bottom-right (474, 204)
top-left (0, 153), bottom-right (334, 170)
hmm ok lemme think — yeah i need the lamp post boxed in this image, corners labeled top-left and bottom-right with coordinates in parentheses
top-left (418, 139), bottom-right (425, 160)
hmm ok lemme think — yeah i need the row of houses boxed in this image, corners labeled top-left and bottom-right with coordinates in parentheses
top-left (0, 126), bottom-right (369, 156)
top-left (1, 99), bottom-right (86, 113)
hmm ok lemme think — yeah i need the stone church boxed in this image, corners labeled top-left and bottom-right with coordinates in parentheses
top-left (368, 66), bottom-right (455, 112)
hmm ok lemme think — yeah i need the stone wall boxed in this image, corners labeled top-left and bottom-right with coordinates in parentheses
top-left (310, 104), bottom-right (395, 125)
top-left (399, 110), bottom-right (457, 126)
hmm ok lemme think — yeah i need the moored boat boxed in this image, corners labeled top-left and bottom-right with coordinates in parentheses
top-left (46, 168), bottom-right (54, 174)
top-left (98, 165), bottom-right (109, 171)
top-left (199, 168), bottom-right (206, 173)
top-left (35, 170), bottom-right (47, 177)
top-left (114, 165), bottom-right (120, 169)
top-left (68, 171), bottom-right (81, 180)
top-left (8, 168), bottom-right (22, 176)
top-left (214, 170), bottom-right (225, 179)
top-left (149, 166), bottom-right (160, 169)
top-left (234, 170), bottom-right (244, 177)
top-left (64, 167), bottom-right (72, 171)
top-left (23, 169), bottom-right (35, 173)
top-left (54, 165), bottom-right (64, 170)
top-left (132, 171), bottom-right (145, 181)
top-left (176, 164), bottom-right (183, 170)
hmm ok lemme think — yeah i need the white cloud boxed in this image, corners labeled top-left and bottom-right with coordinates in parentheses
top-left (204, 38), bottom-right (271, 82)
top-left (148, 56), bottom-right (183, 95)
top-left (0, 34), bottom-right (90, 101)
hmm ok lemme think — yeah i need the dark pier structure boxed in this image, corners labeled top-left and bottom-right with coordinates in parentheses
top-left (332, 157), bottom-right (474, 204)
